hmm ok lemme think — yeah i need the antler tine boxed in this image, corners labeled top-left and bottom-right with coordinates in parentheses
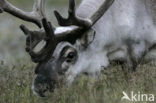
top-left (54, 0), bottom-right (76, 26)
top-left (53, 0), bottom-right (114, 43)
top-left (54, 0), bottom-right (114, 28)
top-left (33, 0), bottom-right (46, 18)
top-left (54, 0), bottom-right (92, 27)
top-left (20, 24), bottom-right (30, 35)
top-left (68, 0), bottom-right (76, 17)
top-left (20, 18), bottom-right (57, 63)
top-left (0, 0), bottom-right (46, 28)
top-left (20, 25), bottom-right (45, 52)
top-left (90, 0), bottom-right (114, 26)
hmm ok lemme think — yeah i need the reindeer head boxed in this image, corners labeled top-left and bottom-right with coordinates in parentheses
top-left (0, 0), bottom-right (114, 97)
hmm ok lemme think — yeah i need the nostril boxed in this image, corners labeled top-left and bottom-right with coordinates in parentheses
top-left (37, 83), bottom-right (41, 87)
top-left (41, 84), bottom-right (48, 92)
top-left (42, 89), bottom-right (47, 93)
top-left (33, 74), bottom-right (56, 96)
top-left (32, 82), bottom-right (54, 97)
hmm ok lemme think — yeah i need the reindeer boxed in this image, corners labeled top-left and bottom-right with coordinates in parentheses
top-left (1, 0), bottom-right (156, 97)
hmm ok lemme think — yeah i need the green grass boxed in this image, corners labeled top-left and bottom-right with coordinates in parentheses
top-left (0, 60), bottom-right (156, 103)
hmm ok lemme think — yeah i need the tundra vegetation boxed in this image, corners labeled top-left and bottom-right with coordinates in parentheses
top-left (0, 0), bottom-right (156, 103)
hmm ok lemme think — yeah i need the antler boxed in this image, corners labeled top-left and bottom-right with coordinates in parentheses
top-left (0, 0), bottom-right (46, 28)
top-left (20, 18), bottom-right (57, 62)
top-left (19, 19), bottom-right (83, 63)
top-left (54, 0), bottom-right (91, 27)
top-left (54, 0), bottom-right (114, 27)
top-left (0, 0), bottom-right (114, 63)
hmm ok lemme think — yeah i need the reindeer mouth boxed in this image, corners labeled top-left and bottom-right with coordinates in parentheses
top-left (32, 74), bottom-right (65, 97)
top-left (32, 85), bottom-right (51, 97)
top-left (32, 82), bottom-right (55, 97)
top-left (32, 74), bottom-right (57, 97)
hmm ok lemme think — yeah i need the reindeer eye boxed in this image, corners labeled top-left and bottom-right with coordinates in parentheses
top-left (67, 52), bottom-right (75, 59)
top-left (60, 46), bottom-right (77, 63)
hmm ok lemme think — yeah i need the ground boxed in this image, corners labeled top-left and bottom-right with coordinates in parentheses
top-left (0, 61), bottom-right (156, 103)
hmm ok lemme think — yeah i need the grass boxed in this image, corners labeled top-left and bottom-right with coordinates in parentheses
top-left (0, 60), bottom-right (156, 103)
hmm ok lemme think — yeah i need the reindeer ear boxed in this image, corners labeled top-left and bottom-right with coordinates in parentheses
top-left (80, 29), bottom-right (96, 48)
